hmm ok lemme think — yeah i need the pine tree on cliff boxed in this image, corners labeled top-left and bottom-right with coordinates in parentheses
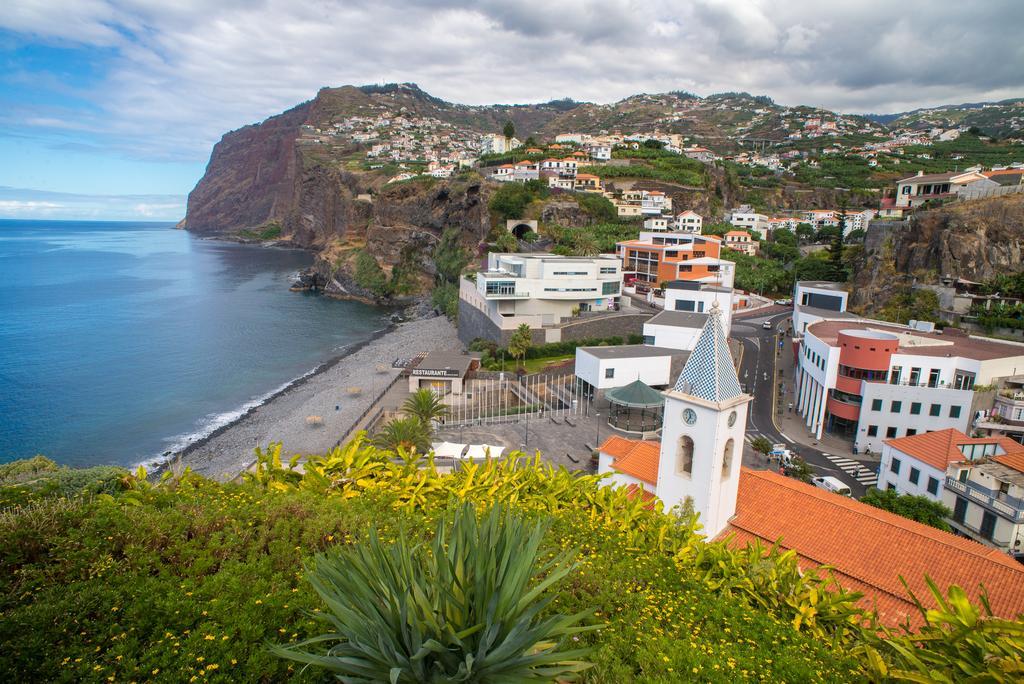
top-left (829, 203), bottom-right (848, 282)
top-left (503, 120), bottom-right (516, 145)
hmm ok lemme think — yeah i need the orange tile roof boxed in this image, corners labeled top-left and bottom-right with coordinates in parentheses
top-left (599, 436), bottom-right (660, 485)
top-left (598, 435), bottom-right (636, 459)
top-left (884, 428), bottom-right (1023, 471)
top-left (624, 483), bottom-right (658, 507)
top-left (723, 468), bottom-right (1024, 627)
top-left (994, 450), bottom-right (1024, 473)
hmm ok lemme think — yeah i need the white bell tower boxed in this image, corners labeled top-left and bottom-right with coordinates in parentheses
top-left (655, 301), bottom-right (752, 538)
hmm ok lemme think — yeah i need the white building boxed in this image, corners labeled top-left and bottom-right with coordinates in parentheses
top-left (481, 134), bottom-right (521, 155)
top-left (461, 253), bottom-right (621, 338)
top-left (587, 144), bottom-right (612, 161)
top-left (724, 230), bottom-right (757, 256)
top-left (663, 281), bottom-right (734, 334)
top-left (555, 133), bottom-right (589, 144)
top-left (512, 161), bottom-right (539, 182)
top-left (674, 210), bottom-right (703, 233)
top-left (729, 211), bottom-right (770, 239)
top-left (793, 281), bottom-right (850, 334)
top-left (642, 310), bottom-right (708, 351)
top-left (643, 216), bottom-right (669, 231)
top-left (795, 318), bottom-right (1024, 453)
top-left (878, 429), bottom-right (1015, 503)
top-left (944, 448), bottom-right (1024, 551)
top-left (575, 345), bottom-right (681, 391)
top-left (894, 170), bottom-right (996, 209)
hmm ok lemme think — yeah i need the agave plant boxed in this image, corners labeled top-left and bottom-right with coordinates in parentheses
top-left (373, 416), bottom-right (432, 454)
top-left (401, 389), bottom-right (450, 426)
top-left (271, 503), bottom-right (599, 682)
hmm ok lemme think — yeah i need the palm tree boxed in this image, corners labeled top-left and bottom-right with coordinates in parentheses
top-left (373, 416), bottom-right (431, 453)
top-left (507, 323), bottom-right (532, 370)
top-left (402, 389), bottom-right (450, 426)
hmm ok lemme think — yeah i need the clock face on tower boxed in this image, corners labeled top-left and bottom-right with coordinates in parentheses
top-left (683, 408), bottom-right (697, 425)
top-left (728, 410), bottom-right (737, 427)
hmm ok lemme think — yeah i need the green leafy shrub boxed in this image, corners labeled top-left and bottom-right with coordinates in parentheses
top-left (861, 488), bottom-right (952, 531)
top-left (353, 249), bottom-right (390, 297)
top-left (857, 578), bottom-right (1024, 682)
top-left (1, 443), bottom-right (1019, 682)
top-left (0, 455), bottom-right (127, 508)
top-left (273, 503), bottom-right (598, 681)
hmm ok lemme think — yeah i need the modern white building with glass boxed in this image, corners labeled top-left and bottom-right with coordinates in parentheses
top-left (465, 252), bottom-right (622, 330)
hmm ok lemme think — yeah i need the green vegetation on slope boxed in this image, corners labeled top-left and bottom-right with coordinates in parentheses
top-left (1, 444), bottom-right (1022, 682)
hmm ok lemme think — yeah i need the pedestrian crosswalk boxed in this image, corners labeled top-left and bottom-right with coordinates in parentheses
top-left (822, 453), bottom-right (878, 487)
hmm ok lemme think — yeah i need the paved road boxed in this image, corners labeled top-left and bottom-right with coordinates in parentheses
top-left (731, 310), bottom-right (874, 498)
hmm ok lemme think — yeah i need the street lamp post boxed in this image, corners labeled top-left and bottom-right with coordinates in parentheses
top-left (594, 412), bottom-right (600, 448)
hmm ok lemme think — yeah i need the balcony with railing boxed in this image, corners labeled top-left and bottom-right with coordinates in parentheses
top-left (945, 477), bottom-right (1024, 522)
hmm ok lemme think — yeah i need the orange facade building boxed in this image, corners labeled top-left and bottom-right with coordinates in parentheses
top-left (616, 233), bottom-right (732, 286)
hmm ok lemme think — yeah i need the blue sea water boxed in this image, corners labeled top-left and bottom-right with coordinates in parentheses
top-left (0, 220), bottom-right (390, 468)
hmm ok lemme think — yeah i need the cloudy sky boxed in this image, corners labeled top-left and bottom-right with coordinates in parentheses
top-left (1, 0), bottom-right (1022, 220)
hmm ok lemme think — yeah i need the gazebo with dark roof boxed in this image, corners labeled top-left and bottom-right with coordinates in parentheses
top-left (605, 379), bottom-right (665, 434)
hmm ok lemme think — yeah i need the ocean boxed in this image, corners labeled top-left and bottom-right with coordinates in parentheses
top-left (0, 220), bottom-right (390, 468)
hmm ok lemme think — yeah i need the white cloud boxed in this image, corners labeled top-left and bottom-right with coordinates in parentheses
top-left (0, 0), bottom-right (1021, 167)
top-left (0, 186), bottom-right (184, 220)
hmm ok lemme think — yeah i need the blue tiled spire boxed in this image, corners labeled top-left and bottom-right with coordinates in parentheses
top-left (673, 301), bottom-right (743, 401)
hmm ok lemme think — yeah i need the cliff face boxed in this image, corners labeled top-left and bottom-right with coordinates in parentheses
top-left (183, 87), bottom-right (496, 301)
top-left (851, 194), bottom-right (1024, 310)
top-left (184, 102), bottom-right (312, 235)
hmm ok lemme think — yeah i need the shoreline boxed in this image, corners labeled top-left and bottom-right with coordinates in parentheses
top-left (150, 320), bottom-right (396, 475)
top-left (158, 314), bottom-right (461, 480)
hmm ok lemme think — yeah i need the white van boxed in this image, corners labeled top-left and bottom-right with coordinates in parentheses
top-left (812, 476), bottom-right (852, 497)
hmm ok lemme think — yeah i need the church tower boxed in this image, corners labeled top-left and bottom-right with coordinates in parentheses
top-left (655, 301), bottom-right (752, 538)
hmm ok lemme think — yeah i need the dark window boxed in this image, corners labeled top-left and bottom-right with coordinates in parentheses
top-left (643, 335), bottom-right (655, 345)
top-left (909, 367), bottom-right (921, 385)
top-left (890, 366), bottom-right (902, 384)
top-left (980, 511), bottom-right (997, 541)
top-left (929, 403), bottom-right (941, 417)
top-left (890, 457), bottom-right (901, 474)
top-left (950, 405), bottom-right (962, 419)
top-left (871, 399), bottom-right (882, 411)
top-left (927, 369), bottom-right (941, 388)
top-left (887, 483), bottom-right (897, 491)
top-left (605, 368), bottom-right (614, 379)
top-left (910, 402), bottom-right (921, 415)
top-left (953, 497), bottom-right (968, 523)
top-left (907, 429), bottom-right (917, 436)
top-left (867, 425), bottom-right (878, 437)
top-left (909, 467), bottom-right (920, 485)
top-left (927, 477), bottom-right (939, 496)
top-left (890, 400), bottom-right (902, 413)
top-left (886, 426), bottom-right (898, 438)
top-left (674, 299), bottom-right (696, 312)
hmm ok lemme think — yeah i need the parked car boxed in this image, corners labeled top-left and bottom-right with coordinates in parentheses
top-left (774, 298), bottom-right (793, 306)
top-left (634, 283), bottom-right (651, 294)
top-left (812, 476), bottom-right (852, 497)
top-left (762, 320), bottom-right (774, 330)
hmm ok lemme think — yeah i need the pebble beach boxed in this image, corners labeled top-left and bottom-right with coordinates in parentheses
top-left (173, 315), bottom-right (461, 479)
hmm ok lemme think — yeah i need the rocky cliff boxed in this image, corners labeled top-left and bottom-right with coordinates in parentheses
top-left (182, 86), bottom-right (500, 302)
top-left (851, 194), bottom-right (1024, 311)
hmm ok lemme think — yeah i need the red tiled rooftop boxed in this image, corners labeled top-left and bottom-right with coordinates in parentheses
top-left (805, 319), bottom-right (1024, 361)
top-left (723, 469), bottom-right (1024, 627)
top-left (599, 436), bottom-right (660, 485)
top-left (995, 450), bottom-right (1024, 473)
top-left (884, 428), bottom-right (1024, 472)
